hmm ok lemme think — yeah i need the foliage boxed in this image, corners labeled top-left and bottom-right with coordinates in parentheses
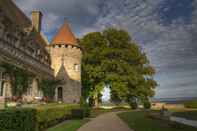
top-left (0, 63), bottom-right (31, 96)
top-left (141, 96), bottom-right (151, 109)
top-left (118, 111), bottom-right (197, 131)
top-left (36, 104), bottom-right (80, 130)
top-left (80, 32), bottom-right (106, 107)
top-left (71, 109), bottom-right (85, 119)
top-left (40, 79), bottom-right (61, 100)
top-left (127, 97), bottom-right (138, 109)
top-left (0, 108), bottom-right (37, 131)
top-left (184, 101), bottom-right (197, 108)
top-left (80, 28), bottom-right (157, 107)
top-left (0, 104), bottom-right (87, 131)
top-left (143, 100), bottom-right (151, 109)
top-left (80, 98), bottom-right (91, 117)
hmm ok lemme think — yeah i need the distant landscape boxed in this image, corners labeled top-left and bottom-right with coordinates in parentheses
top-left (152, 97), bottom-right (197, 104)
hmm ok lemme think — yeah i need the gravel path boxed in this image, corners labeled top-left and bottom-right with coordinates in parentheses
top-left (77, 112), bottom-right (133, 131)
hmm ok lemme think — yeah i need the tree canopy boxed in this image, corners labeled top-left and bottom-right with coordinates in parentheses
top-left (80, 28), bottom-right (157, 108)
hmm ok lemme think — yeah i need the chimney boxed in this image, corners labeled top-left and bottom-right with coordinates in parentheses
top-left (32, 11), bottom-right (42, 33)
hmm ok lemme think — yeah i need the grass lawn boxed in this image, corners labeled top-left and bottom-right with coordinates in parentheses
top-left (172, 110), bottom-right (197, 120)
top-left (47, 119), bottom-right (88, 131)
top-left (118, 111), bottom-right (197, 131)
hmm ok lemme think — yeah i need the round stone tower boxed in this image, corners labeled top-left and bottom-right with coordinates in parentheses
top-left (49, 21), bottom-right (82, 103)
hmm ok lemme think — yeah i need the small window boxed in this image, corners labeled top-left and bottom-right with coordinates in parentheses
top-left (74, 64), bottom-right (80, 71)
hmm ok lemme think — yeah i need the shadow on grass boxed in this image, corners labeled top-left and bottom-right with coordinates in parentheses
top-left (118, 111), bottom-right (197, 131)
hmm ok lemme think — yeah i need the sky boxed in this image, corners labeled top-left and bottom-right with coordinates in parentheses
top-left (14, 0), bottom-right (197, 99)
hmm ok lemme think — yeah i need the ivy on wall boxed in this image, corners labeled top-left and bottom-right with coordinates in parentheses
top-left (40, 79), bottom-right (61, 100)
top-left (0, 63), bottom-right (61, 101)
top-left (0, 63), bottom-right (32, 97)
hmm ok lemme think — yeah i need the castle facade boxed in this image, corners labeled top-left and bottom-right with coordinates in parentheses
top-left (0, 0), bottom-right (81, 105)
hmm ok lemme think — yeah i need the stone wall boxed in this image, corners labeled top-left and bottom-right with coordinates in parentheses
top-left (49, 45), bottom-right (81, 81)
top-left (49, 44), bottom-right (82, 103)
top-left (0, 6), bottom-right (54, 102)
top-left (0, 6), bottom-right (53, 78)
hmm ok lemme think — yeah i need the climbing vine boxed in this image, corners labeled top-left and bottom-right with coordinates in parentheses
top-left (0, 63), bottom-right (32, 97)
top-left (40, 79), bottom-right (61, 100)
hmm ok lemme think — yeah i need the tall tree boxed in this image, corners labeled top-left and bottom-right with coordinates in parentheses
top-left (80, 28), bottom-right (157, 108)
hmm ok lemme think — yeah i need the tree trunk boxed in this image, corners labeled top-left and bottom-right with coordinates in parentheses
top-left (94, 97), bottom-right (99, 108)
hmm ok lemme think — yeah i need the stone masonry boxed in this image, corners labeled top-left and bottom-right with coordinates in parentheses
top-left (0, 0), bottom-right (82, 104)
top-left (48, 22), bottom-right (82, 103)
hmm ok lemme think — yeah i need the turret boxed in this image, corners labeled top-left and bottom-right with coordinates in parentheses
top-left (49, 21), bottom-right (82, 103)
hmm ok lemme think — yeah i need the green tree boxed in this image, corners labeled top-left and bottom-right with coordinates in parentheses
top-left (80, 32), bottom-right (106, 107)
top-left (80, 28), bottom-right (157, 108)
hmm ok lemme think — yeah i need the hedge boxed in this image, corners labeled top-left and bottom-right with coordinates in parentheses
top-left (36, 104), bottom-right (80, 130)
top-left (0, 104), bottom-right (89, 131)
top-left (0, 108), bottom-right (36, 131)
top-left (184, 101), bottom-right (197, 108)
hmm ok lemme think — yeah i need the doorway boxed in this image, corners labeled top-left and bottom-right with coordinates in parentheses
top-left (57, 87), bottom-right (63, 101)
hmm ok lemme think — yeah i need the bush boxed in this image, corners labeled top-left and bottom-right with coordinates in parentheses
top-left (128, 101), bottom-right (138, 109)
top-left (143, 101), bottom-right (151, 109)
top-left (0, 108), bottom-right (36, 131)
top-left (80, 98), bottom-right (91, 117)
top-left (83, 106), bottom-right (91, 117)
top-left (36, 104), bottom-right (80, 130)
top-left (184, 101), bottom-right (197, 108)
top-left (0, 104), bottom-right (83, 131)
top-left (71, 109), bottom-right (85, 119)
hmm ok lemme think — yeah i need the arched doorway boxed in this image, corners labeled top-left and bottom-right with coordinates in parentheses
top-left (57, 87), bottom-right (63, 101)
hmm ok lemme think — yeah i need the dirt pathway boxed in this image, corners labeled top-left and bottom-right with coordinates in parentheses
top-left (77, 112), bottom-right (133, 131)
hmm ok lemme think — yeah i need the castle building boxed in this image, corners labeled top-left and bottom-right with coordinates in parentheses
top-left (0, 0), bottom-right (81, 105)
top-left (48, 22), bottom-right (82, 103)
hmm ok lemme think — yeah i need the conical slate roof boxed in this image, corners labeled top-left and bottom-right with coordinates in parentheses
top-left (51, 21), bottom-right (78, 46)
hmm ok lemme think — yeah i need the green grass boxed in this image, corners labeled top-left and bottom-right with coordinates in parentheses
top-left (173, 110), bottom-right (197, 120)
top-left (47, 119), bottom-right (88, 131)
top-left (118, 111), bottom-right (197, 131)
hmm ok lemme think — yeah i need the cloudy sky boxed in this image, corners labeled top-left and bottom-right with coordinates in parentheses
top-left (14, 0), bottom-right (197, 99)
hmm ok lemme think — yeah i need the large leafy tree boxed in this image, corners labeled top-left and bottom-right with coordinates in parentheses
top-left (80, 28), bottom-right (157, 108)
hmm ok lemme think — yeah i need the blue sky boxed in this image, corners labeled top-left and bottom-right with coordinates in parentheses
top-left (15, 0), bottom-right (197, 99)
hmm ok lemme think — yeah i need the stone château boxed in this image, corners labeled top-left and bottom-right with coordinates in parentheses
top-left (0, 0), bottom-right (81, 104)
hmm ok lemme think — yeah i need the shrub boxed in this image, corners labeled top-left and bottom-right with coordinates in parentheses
top-left (83, 106), bottom-right (91, 117)
top-left (0, 108), bottom-right (36, 131)
top-left (143, 100), bottom-right (151, 109)
top-left (128, 101), bottom-right (138, 109)
top-left (36, 104), bottom-right (80, 130)
top-left (0, 104), bottom-right (83, 131)
top-left (71, 109), bottom-right (85, 119)
top-left (80, 98), bottom-right (91, 117)
top-left (184, 101), bottom-right (197, 108)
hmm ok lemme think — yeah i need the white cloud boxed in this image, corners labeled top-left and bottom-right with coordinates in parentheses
top-left (85, 0), bottom-right (197, 98)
